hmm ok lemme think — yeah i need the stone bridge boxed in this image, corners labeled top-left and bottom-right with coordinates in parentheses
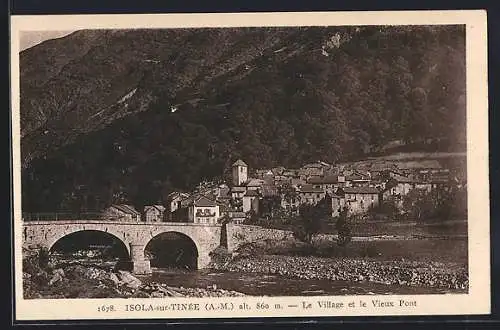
top-left (22, 220), bottom-right (223, 275)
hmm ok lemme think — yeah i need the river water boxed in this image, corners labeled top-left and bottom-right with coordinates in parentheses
top-left (140, 268), bottom-right (462, 296)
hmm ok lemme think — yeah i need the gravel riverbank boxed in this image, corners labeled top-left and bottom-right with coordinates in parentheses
top-left (210, 254), bottom-right (468, 291)
top-left (23, 259), bottom-right (245, 299)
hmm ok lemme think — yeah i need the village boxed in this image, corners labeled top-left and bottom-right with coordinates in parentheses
top-left (102, 155), bottom-right (467, 227)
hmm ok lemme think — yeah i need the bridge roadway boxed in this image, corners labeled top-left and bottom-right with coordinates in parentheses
top-left (22, 220), bottom-right (223, 274)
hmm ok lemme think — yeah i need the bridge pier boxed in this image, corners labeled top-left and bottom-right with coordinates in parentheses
top-left (198, 252), bottom-right (211, 269)
top-left (130, 243), bottom-right (151, 275)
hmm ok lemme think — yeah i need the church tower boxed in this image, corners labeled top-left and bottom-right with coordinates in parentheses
top-left (232, 159), bottom-right (248, 186)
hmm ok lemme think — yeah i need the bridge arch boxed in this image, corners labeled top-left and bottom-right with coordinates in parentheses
top-left (49, 229), bottom-right (131, 260)
top-left (39, 224), bottom-right (132, 256)
top-left (144, 231), bottom-right (200, 270)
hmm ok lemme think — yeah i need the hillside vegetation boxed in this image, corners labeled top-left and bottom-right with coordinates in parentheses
top-left (20, 26), bottom-right (466, 211)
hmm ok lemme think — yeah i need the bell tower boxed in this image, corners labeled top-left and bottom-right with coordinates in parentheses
top-left (232, 159), bottom-right (248, 186)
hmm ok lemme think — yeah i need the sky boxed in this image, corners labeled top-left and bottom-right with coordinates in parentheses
top-left (19, 30), bottom-right (76, 51)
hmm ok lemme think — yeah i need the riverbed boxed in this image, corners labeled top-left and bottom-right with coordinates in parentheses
top-left (141, 268), bottom-right (465, 296)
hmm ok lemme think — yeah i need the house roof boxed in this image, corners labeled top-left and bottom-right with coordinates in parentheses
top-left (272, 167), bottom-right (285, 175)
top-left (291, 178), bottom-right (305, 185)
top-left (192, 195), bottom-right (217, 207)
top-left (144, 205), bottom-right (166, 213)
top-left (179, 195), bottom-right (196, 208)
top-left (110, 204), bottom-right (140, 215)
top-left (246, 178), bottom-right (264, 187)
top-left (343, 187), bottom-right (380, 194)
top-left (283, 169), bottom-right (299, 176)
top-left (369, 163), bottom-right (397, 172)
top-left (232, 159), bottom-right (248, 167)
top-left (391, 174), bottom-right (415, 183)
top-left (427, 177), bottom-right (451, 184)
top-left (307, 176), bottom-right (339, 184)
top-left (299, 184), bottom-right (325, 193)
top-left (167, 191), bottom-right (190, 200)
top-left (244, 190), bottom-right (260, 197)
top-left (219, 196), bottom-right (232, 204)
top-left (346, 173), bottom-right (370, 181)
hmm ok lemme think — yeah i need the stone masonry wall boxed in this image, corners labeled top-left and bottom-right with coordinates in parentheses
top-left (225, 223), bottom-right (293, 252)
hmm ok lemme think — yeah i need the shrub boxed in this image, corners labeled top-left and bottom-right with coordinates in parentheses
top-left (209, 246), bottom-right (232, 264)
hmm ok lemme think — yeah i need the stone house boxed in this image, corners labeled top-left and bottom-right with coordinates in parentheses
top-left (167, 191), bottom-right (190, 214)
top-left (188, 195), bottom-right (220, 224)
top-left (307, 173), bottom-right (363, 193)
top-left (101, 204), bottom-right (141, 221)
top-left (383, 174), bottom-right (415, 199)
top-left (369, 162), bottom-right (399, 179)
top-left (231, 186), bottom-right (247, 199)
top-left (336, 186), bottom-right (380, 215)
top-left (143, 205), bottom-right (166, 222)
top-left (298, 184), bottom-right (326, 205)
top-left (216, 185), bottom-right (231, 206)
top-left (307, 175), bottom-right (342, 194)
top-left (331, 192), bottom-right (347, 217)
top-left (242, 189), bottom-right (260, 214)
top-left (346, 171), bottom-right (371, 187)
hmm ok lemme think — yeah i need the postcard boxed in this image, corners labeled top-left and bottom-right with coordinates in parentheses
top-left (11, 10), bottom-right (489, 321)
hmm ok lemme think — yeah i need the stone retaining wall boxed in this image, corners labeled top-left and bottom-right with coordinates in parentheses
top-left (225, 223), bottom-right (293, 251)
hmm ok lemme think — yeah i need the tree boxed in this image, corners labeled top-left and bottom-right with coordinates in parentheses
top-left (335, 206), bottom-right (352, 246)
top-left (260, 195), bottom-right (282, 219)
top-left (401, 185), bottom-right (465, 223)
top-left (369, 195), bottom-right (402, 221)
top-left (292, 198), bottom-right (331, 244)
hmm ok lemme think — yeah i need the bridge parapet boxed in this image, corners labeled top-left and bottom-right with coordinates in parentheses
top-left (22, 212), bottom-right (104, 222)
top-left (22, 220), bottom-right (222, 227)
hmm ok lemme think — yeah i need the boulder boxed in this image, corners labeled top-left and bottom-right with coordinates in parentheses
top-left (117, 270), bottom-right (142, 289)
top-left (158, 286), bottom-right (184, 297)
top-left (150, 291), bottom-right (165, 298)
top-left (108, 272), bottom-right (122, 285)
top-left (53, 268), bottom-right (65, 277)
top-left (131, 290), bottom-right (150, 298)
top-left (48, 272), bottom-right (63, 286)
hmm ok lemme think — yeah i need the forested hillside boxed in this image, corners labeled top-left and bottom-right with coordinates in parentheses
top-left (20, 25), bottom-right (466, 211)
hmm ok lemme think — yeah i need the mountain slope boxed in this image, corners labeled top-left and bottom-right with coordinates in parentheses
top-left (19, 25), bottom-right (466, 211)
